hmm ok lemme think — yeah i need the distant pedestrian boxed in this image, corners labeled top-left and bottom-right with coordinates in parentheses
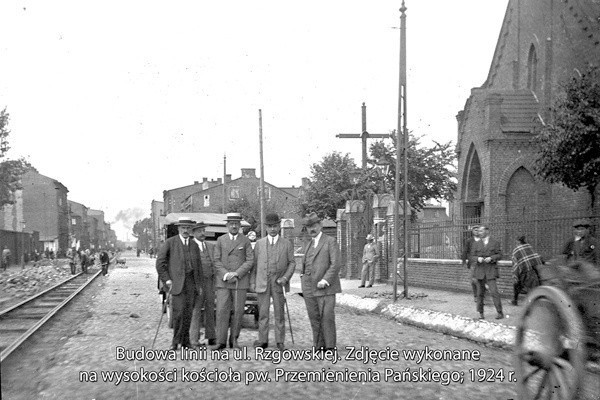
top-left (470, 225), bottom-right (503, 320)
top-left (359, 234), bottom-right (378, 288)
top-left (2, 247), bottom-right (11, 271)
top-left (80, 250), bottom-right (88, 274)
top-left (100, 250), bottom-right (110, 276)
top-left (462, 225), bottom-right (481, 302)
top-left (511, 236), bottom-right (542, 306)
top-left (562, 218), bottom-right (598, 266)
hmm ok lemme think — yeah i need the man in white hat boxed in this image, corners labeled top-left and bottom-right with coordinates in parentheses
top-left (359, 234), bottom-right (379, 288)
top-left (211, 212), bottom-right (254, 350)
top-left (156, 217), bottom-right (203, 350)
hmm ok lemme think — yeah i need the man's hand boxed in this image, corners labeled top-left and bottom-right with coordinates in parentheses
top-left (484, 257), bottom-right (492, 263)
top-left (317, 279), bottom-right (329, 289)
top-left (225, 272), bottom-right (239, 282)
top-left (165, 280), bottom-right (172, 289)
top-left (276, 277), bottom-right (287, 285)
top-left (477, 257), bottom-right (484, 264)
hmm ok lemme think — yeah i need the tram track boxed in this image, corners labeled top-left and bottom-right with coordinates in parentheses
top-left (0, 268), bottom-right (102, 362)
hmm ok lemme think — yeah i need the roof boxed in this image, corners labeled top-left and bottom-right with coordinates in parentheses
top-left (499, 90), bottom-right (540, 133)
top-left (164, 212), bottom-right (250, 227)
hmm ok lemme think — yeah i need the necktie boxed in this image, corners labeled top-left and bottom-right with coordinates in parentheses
top-left (201, 242), bottom-right (205, 252)
top-left (184, 238), bottom-right (188, 246)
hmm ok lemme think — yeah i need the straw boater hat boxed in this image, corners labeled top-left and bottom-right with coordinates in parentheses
top-left (192, 221), bottom-right (207, 230)
top-left (302, 212), bottom-right (322, 227)
top-left (265, 213), bottom-right (281, 225)
top-left (366, 234), bottom-right (374, 241)
top-left (175, 217), bottom-right (196, 226)
top-left (225, 212), bottom-right (243, 222)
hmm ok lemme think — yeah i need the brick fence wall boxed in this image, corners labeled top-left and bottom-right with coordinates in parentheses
top-left (395, 258), bottom-right (514, 298)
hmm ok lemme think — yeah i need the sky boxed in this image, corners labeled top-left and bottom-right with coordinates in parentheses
top-left (0, 0), bottom-right (509, 241)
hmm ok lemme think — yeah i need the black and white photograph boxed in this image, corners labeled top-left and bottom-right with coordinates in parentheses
top-left (1, 1), bottom-right (600, 399)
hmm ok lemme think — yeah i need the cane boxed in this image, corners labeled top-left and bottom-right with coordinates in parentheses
top-left (152, 287), bottom-right (171, 349)
top-left (232, 276), bottom-right (239, 346)
top-left (282, 288), bottom-right (295, 345)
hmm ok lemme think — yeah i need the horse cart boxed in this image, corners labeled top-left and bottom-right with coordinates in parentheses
top-left (514, 260), bottom-right (600, 399)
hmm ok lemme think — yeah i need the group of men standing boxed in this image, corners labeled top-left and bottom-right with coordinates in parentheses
top-left (156, 211), bottom-right (341, 352)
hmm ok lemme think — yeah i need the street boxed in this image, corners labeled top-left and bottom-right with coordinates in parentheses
top-left (1, 253), bottom-right (517, 400)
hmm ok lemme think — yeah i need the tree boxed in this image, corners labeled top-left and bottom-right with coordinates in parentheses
top-left (0, 108), bottom-right (32, 207)
top-left (132, 218), bottom-right (152, 250)
top-left (369, 135), bottom-right (457, 213)
top-left (299, 152), bottom-right (358, 220)
top-left (534, 65), bottom-right (600, 211)
top-left (227, 195), bottom-right (283, 235)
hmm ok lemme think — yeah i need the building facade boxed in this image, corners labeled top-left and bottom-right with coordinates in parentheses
top-left (163, 177), bottom-right (223, 215)
top-left (150, 200), bottom-right (165, 251)
top-left (455, 0), bottom-right (600, 224)
top-left (21, 170), bottom-right (70, 252)
top-left (68, 200), bottom-right (90, 250)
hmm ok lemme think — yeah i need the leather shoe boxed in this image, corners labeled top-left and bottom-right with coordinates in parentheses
top-left (276, 343), bottom-right (285, 351)
top-left (358, 285), bottom-right (365, 288)
top-left (510, 300), bottom-right (518, 306)
top-left (168, 344), bottom-right (178, 351)
top-left (230, 340), bottom-right (242, 349)
top-left (366, 285), bottom-right (372, 288)
top-left (254, 340), bottom-right (268, 349)
top-left (477, 313), bottom-right (484, 320)
top-left (209, 343), bottom-right (226, 351)
top-left (207, 339), bottom-right (216, 346)
top-left (495, 313), bottom-right (504, 320)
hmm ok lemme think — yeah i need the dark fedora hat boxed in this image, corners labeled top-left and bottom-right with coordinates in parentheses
top-left (225, 212), bottom-right (243, 222)
top-left (175, 217), bottom-right (196, 226)
top-left (192, 221), bottom-right (208, 230)
top-left (265, 213), bottom-right (281, 225)
top-left (302, 212), bottom-right (322, 227)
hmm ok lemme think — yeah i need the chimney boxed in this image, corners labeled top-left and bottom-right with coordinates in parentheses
top-left (203, 177), bottom-right (208, 182)
top-left (241, 168), bottom-right (256, 178)
top-left (217, 178), bottom-right (222, 184)
top-left (301, 177), bottom-right (310, 188)
top-left (225, 174), bottom-right (232, 183)
top-left (194, 181), bottom-right (199, 184)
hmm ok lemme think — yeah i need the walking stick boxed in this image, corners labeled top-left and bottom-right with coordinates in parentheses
top-left (152, 287), bottom-right (171, 349)
top-left (282, 288), bottom-right (295, 345)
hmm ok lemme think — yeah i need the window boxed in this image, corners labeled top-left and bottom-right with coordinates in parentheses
top-left (204, 195), bottom-right (210, 207)
top-left (527, 44), bottom-right (537, 92)
top-left (72, 218), bottom-right (77, 225)
top-left (257, 186), bottom-right (271, 200)
top-left (229, 186), bottom-right (240, 200)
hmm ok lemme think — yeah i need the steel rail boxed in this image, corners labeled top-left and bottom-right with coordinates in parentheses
top-left (0, 269), bottom-right (102, 362)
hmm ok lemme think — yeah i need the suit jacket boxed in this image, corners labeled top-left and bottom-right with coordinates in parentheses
top-left (470, 237), bottom-right (502, 280)
top-left (213, 233), bottom-right (254, 290)
top-left (562, 235), bottom-right (598, 265)
top-left (462, 237), bottom-right (480, 267)
top-left (301, 233), bottom-right (342, 296)
top-left (195, 239), bottom-right (216, 279)
top-left (251, 236), bottom-right (296, 293)
top-left (156, 235), bottom-right (203, 296)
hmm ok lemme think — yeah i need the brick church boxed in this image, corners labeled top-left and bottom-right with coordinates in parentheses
top-left (454, 0), bottom-right (600, 223)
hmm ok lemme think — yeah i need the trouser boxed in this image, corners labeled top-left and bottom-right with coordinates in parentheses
top-left (256, 278), bottom-right (286, 345)
top-left (476, 278), bottom-right (502, 314)
top-left (190, 278), bottom-right (216, 344)
top-left (70, 262), bottom-right (76, 274)
top-left (360, 261), bottom-right (375, 286)
top-left (303, 294), bottom-right (336, 349)
top-left (171, 273), bottom-right (196, 347)
top-left (468, 267), bottom-right (479, 299)
top-left (81, 262), bottom-right (87, 274)
top-left (215, 288), bottom-right (247, 345)
top-left (101, 263), bottom-right (109, 276)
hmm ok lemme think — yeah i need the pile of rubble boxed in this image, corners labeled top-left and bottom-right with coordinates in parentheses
top-left (0, 261), bottom-right (73, 301)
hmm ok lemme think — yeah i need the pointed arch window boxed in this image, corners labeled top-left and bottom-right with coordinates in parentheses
top-left (527, 44), bottom-right (538, 92)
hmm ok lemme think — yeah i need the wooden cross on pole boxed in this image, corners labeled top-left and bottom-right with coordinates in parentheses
top-left (336, 102), bottom-right (390, 169)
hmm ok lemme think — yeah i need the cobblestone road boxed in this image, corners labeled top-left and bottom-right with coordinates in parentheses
top-left (2, 254), bottom-right (519, 400)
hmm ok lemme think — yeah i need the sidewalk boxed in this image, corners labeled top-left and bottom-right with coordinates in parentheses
top-left (289, 273), bottom-right (519, 350)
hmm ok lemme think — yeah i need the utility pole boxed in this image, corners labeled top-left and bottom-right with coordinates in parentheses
top-left (222, 154), bottom-right (227, 214)
top-left (258, 109), bottom-right (266, 237)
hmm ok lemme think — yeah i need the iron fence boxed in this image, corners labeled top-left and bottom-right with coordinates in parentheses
top-left (411, 214), bottom-right (600, 261)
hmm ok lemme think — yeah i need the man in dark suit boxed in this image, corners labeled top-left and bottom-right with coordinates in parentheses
top-left (156, 217), bottom-right (203, 350)
top-left (250, 213), bottom-right (296, 351)
top-left (461, 225), bottom-right (481, 302)
top-left (300, 212), bottom-right (341, 351)
top-left (210, 213), bottom-right (254, 350)
top-left (562, 218), bottom-right (598, 266)
top-left (190, 221), bottom-right (217, 347)
top-left (470, 225), bottom-right (503, 320)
